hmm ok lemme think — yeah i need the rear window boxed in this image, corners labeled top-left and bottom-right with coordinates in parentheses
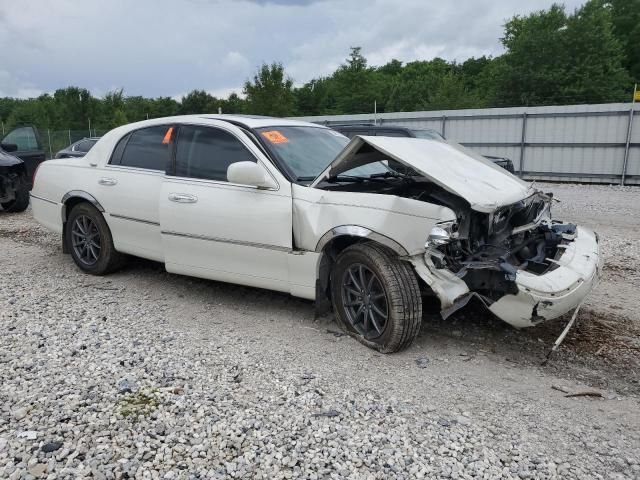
top-left (76, 139), bottom-right (97, 153)
top-left (110, 126), bottom-right (171, 170)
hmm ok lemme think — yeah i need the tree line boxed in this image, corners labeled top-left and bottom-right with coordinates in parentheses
top-left (1, 0), bottom-right (638, 134)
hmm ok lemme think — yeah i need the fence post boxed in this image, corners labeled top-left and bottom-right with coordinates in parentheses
top-left (621, 106), bottom-right (635, 186)
top-left (47, 129), bottom-right (53, 159)
top-left (441, 115), bottom-right (447, 137)
top-left (68, 130), bottom-right (71, 145)
top-left (519, 112), bottom-right (528, 177)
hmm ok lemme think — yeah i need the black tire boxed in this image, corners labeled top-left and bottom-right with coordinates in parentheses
top-left (1, 178), bottom-right (30, 213)
top-left (330, 242), bottom-right (422, 353)
top-left (65, 202), bottom-right (125, 275)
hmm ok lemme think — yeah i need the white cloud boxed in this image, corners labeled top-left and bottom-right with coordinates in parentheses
top-left (0, 0), bottom-right (586, 98)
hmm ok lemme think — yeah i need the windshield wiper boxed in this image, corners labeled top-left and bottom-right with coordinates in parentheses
top-left (296, 176), bottom-right (317, 182)
top-left (369, 171), bottom-right (414, 179)
top-left (325, 174), bottom-right (370, 183)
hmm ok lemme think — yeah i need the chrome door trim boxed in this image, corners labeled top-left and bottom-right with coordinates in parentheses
top-left (29, 193), bottom-right (57, 205)
top-left (109, 213), bottom-right (160, 226)
top-left (161, 230), bottom-right (292, 253)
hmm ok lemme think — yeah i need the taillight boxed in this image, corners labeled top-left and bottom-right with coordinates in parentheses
top-left (32, 162), bottom-right (43, 189)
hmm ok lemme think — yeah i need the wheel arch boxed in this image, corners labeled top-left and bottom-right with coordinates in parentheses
top-left (60, 191), bottom-right (105, 253)
top-left (313, 226), bottom-right (409, 314)
top-left (315, 225), bottom-right (409, 257)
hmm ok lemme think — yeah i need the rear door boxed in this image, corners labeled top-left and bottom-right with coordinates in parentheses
top-left (96, 125), bottom-right (173, 261)
top-left (159, 122), bottom-right (293, 292)
top-left (1, 125), bottom-right (46, 185)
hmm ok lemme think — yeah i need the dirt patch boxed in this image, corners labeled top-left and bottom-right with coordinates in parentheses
top-left (531, 308), bottom-right (640, 358)
top-left (422, 303), bottom-right (640, 395)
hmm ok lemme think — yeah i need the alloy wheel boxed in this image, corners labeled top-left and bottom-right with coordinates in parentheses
top-left (341, 263), bottom-right (389, 339)
top-left (71, 215), bottom-right (101, 265)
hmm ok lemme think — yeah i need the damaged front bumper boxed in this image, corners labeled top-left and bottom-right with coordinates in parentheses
top-left (411, 226), bottom-right (602, 328)
top-left (487, 226), bottom-right (601, 328)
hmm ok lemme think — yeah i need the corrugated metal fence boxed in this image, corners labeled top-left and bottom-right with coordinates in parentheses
top-left (293, 103), bottom-right (640, 185)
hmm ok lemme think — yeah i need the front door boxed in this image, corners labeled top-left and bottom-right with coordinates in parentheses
top-left (159, 122), bottom-right (293, 292)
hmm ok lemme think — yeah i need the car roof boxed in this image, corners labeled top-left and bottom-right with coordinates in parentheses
top-left (333, 124), bottom-right (410, 130)
top-left (199, 114), bottom-right (324, 129)
top-left (114, 114), bottom-right (326, 131)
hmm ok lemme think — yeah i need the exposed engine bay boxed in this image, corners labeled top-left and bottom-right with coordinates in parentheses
top-left (320, 176), bottom-right (577, 303)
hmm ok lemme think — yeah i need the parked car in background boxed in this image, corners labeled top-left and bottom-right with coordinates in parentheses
top-left (332, 124), bottom-right (516, 173)
top-left (30, 115), bottom-right (600, 353)
top-left (1, 124), bottom-right (46, 185)
top-left (0, 142), bottom-right (30, 212)
top-left (55, 137), bottom-right (100, 159)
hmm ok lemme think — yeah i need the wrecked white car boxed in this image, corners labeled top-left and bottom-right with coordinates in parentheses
top-left (30, 115), bottom-right (601, 352)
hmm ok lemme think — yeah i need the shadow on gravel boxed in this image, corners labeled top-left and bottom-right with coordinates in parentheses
top-left (120, 255), bottom-right (640, 395)
top-left (421, 300), bottom-right (640, 395)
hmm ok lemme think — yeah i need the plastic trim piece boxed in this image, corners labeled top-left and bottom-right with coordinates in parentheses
top-left (315, 225), bottom-right (409, 257)
top-left (61, 190), bottom-right (104, 221)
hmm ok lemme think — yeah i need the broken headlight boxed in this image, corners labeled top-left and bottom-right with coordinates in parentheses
top-left (425, 221), bottom-right (458, 249)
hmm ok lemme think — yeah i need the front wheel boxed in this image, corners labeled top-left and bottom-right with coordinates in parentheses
top-left (65, 202), bottom-right (125, 275)
top-left (330, 242), bottom-right (422, 353)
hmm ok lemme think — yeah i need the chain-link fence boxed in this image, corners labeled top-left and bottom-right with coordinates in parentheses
top-left (40, 129), bottom-right (108, 159)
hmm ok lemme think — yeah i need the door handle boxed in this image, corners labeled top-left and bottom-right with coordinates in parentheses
top-left (98, 177), bottom-right (117, 186)
top-left (168, 192), bottom-right (198, 203)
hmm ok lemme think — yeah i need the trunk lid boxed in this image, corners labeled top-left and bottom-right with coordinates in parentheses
top-left (311, 136), bottom-right (533, 213)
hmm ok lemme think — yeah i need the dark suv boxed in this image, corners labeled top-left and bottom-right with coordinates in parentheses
top-left (0, 125), bottom-right (46, 212)
top-left (331, 124), bottom-right (515, 173)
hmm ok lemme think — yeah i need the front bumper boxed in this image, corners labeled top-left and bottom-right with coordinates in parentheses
top-left (488, 226), bottom-right (602, 328)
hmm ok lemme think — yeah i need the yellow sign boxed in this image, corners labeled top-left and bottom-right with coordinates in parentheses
top-left (635, 90), bottom-right (640, 102)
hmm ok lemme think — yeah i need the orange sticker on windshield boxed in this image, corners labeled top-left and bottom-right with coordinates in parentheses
top-left (162, 127), bottom-right (173, 144)
top-left (261, 130), bottom-right (289, 144)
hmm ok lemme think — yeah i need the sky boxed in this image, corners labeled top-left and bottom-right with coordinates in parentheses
top-left (0, 0), bottom-right (585, 100)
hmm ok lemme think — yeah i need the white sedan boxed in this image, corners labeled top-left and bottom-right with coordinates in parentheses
top-left (31, 115), bottom-right (601, 352)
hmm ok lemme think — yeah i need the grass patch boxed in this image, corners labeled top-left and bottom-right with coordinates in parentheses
top-left (118, 390), bottom-right (160, 419)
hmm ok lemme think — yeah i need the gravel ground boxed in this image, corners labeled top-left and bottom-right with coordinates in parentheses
top-left (1, 183), bottom-right (639, 479)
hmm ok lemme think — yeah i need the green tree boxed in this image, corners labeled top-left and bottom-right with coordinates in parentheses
top-left (562, 0), bottom-right (630, 103)
top-left (219, 93), bottom-right (246, 114)
top-left (609, 0), bottom-right (640, 83)
top-left (497, 4), bottom-right (570, 105)
top-left (497, 1), bottom-right (630, 105)
top-left (243, 63), bottom-right (295, 116)
top-left (179, 90), bottom-right (219, 114)
top-left (111, 109), bottom-right (129, 128)
top-left (330, 47), bottom-right (383, 114)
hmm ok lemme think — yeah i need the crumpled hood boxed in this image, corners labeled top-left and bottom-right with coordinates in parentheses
top-left (311, 136), bottom-right (533, 213)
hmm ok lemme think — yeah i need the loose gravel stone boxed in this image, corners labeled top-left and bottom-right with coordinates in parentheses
top-left (1, 185), bottom-right (639, 479)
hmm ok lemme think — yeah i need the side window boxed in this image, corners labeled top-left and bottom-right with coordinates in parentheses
top-left (3, 126), bottom-right (39, 151)
top-left (175, 126), bottom-right (256, 182)
top-left (112, 126), bottom-right (171, 170)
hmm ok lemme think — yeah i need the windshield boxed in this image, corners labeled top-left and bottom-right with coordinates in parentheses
top-left (411, 129), bottom-right (445, 141)
top-left (256, 126), bottom-right (388, 182)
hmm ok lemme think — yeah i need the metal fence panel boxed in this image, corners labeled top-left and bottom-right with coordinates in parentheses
top-left (293, 102), bottom-right (640, 185)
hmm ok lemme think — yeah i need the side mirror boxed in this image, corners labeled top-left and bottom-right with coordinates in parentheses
top-left (227, 161), bottom-right (277, 189)
top-left (1, 143), bottom-right (18, 153)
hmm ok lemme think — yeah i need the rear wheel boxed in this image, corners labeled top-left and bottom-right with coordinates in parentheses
top-left (331, 242), bottom-right (422, 353)
top-left (66, 202), bottom-right (125, 275)
top-left (1, 176), bottom-right (30, 213)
